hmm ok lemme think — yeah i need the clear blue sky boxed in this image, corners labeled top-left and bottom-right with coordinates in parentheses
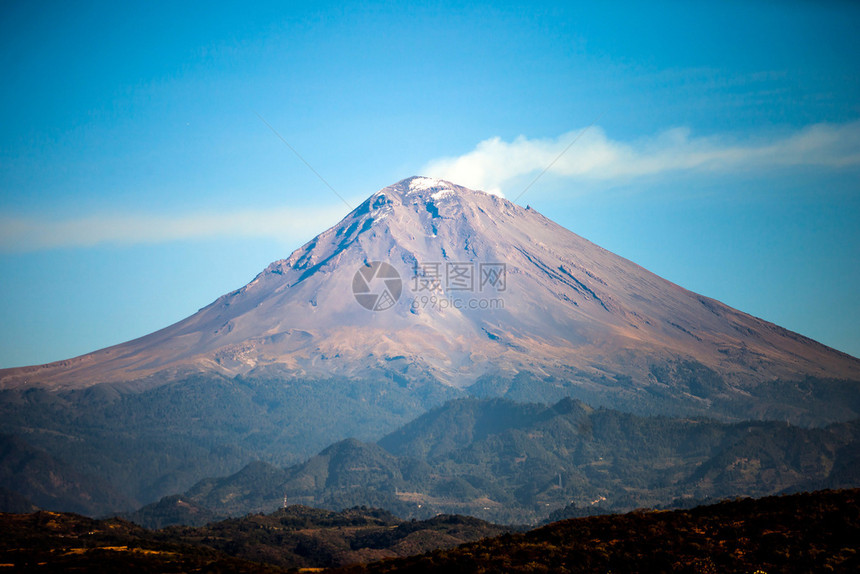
top-left (2, 0), bottom-right (859, 368)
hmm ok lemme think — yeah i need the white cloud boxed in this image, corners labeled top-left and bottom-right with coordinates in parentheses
top-left (0, 205), bottom-right (346, 253)
top-left (6, 121), bottom-right (858, 254)
top-left (422, 120), bottom-right (860, 196)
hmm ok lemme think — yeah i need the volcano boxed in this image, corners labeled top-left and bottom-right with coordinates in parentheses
top-left (2, 177), bottom-right (859, 421)
top-left (4, 176), bottom-right (860, 515)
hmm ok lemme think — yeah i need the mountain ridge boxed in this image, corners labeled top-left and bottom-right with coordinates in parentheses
top-left (2, 176), bottom-right (857, 408)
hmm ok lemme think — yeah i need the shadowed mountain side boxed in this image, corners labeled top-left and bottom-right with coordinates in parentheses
top-left (126, 398), bottom-right (860, 527)
top-left (0, 373), bottom-right (458, 515)
top-left (0, 434), bottom-right (130, 515)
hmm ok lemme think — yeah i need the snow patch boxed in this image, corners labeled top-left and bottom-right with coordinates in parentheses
top-left (367, 196), bottom-right (393, 225)
top-left (408, 177), bottom-right (447, 192)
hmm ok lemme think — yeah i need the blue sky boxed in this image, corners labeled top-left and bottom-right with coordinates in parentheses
top-left (1, 0), bottom-right (859, 367)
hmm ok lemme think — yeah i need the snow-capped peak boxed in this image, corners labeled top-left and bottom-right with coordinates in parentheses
top-left (408, 176), bottom-right (447, 192)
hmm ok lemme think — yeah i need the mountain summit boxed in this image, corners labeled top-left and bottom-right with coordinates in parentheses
top-left (2, 176), bottom-right (858, 420)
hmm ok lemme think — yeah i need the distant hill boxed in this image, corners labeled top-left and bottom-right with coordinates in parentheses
top-left (0, 434), bottom-right (130, 515)
top-left (0, 373), bottom-right (456, 515)
top-left (0, 486), bottom-right (38, 514)
top-left (128, 397), bottom-right (860, 527)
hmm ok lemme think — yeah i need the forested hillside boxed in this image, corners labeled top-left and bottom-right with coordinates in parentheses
top-left (129, 397), bottom-right (860, 526)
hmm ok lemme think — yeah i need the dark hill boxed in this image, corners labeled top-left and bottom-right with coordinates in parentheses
top-left (333, 488), bottom-right (860, 574)
top-left (0, 505), bottom-right (508, 572)
top-left (6, 490), bottom-right (858, 573)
